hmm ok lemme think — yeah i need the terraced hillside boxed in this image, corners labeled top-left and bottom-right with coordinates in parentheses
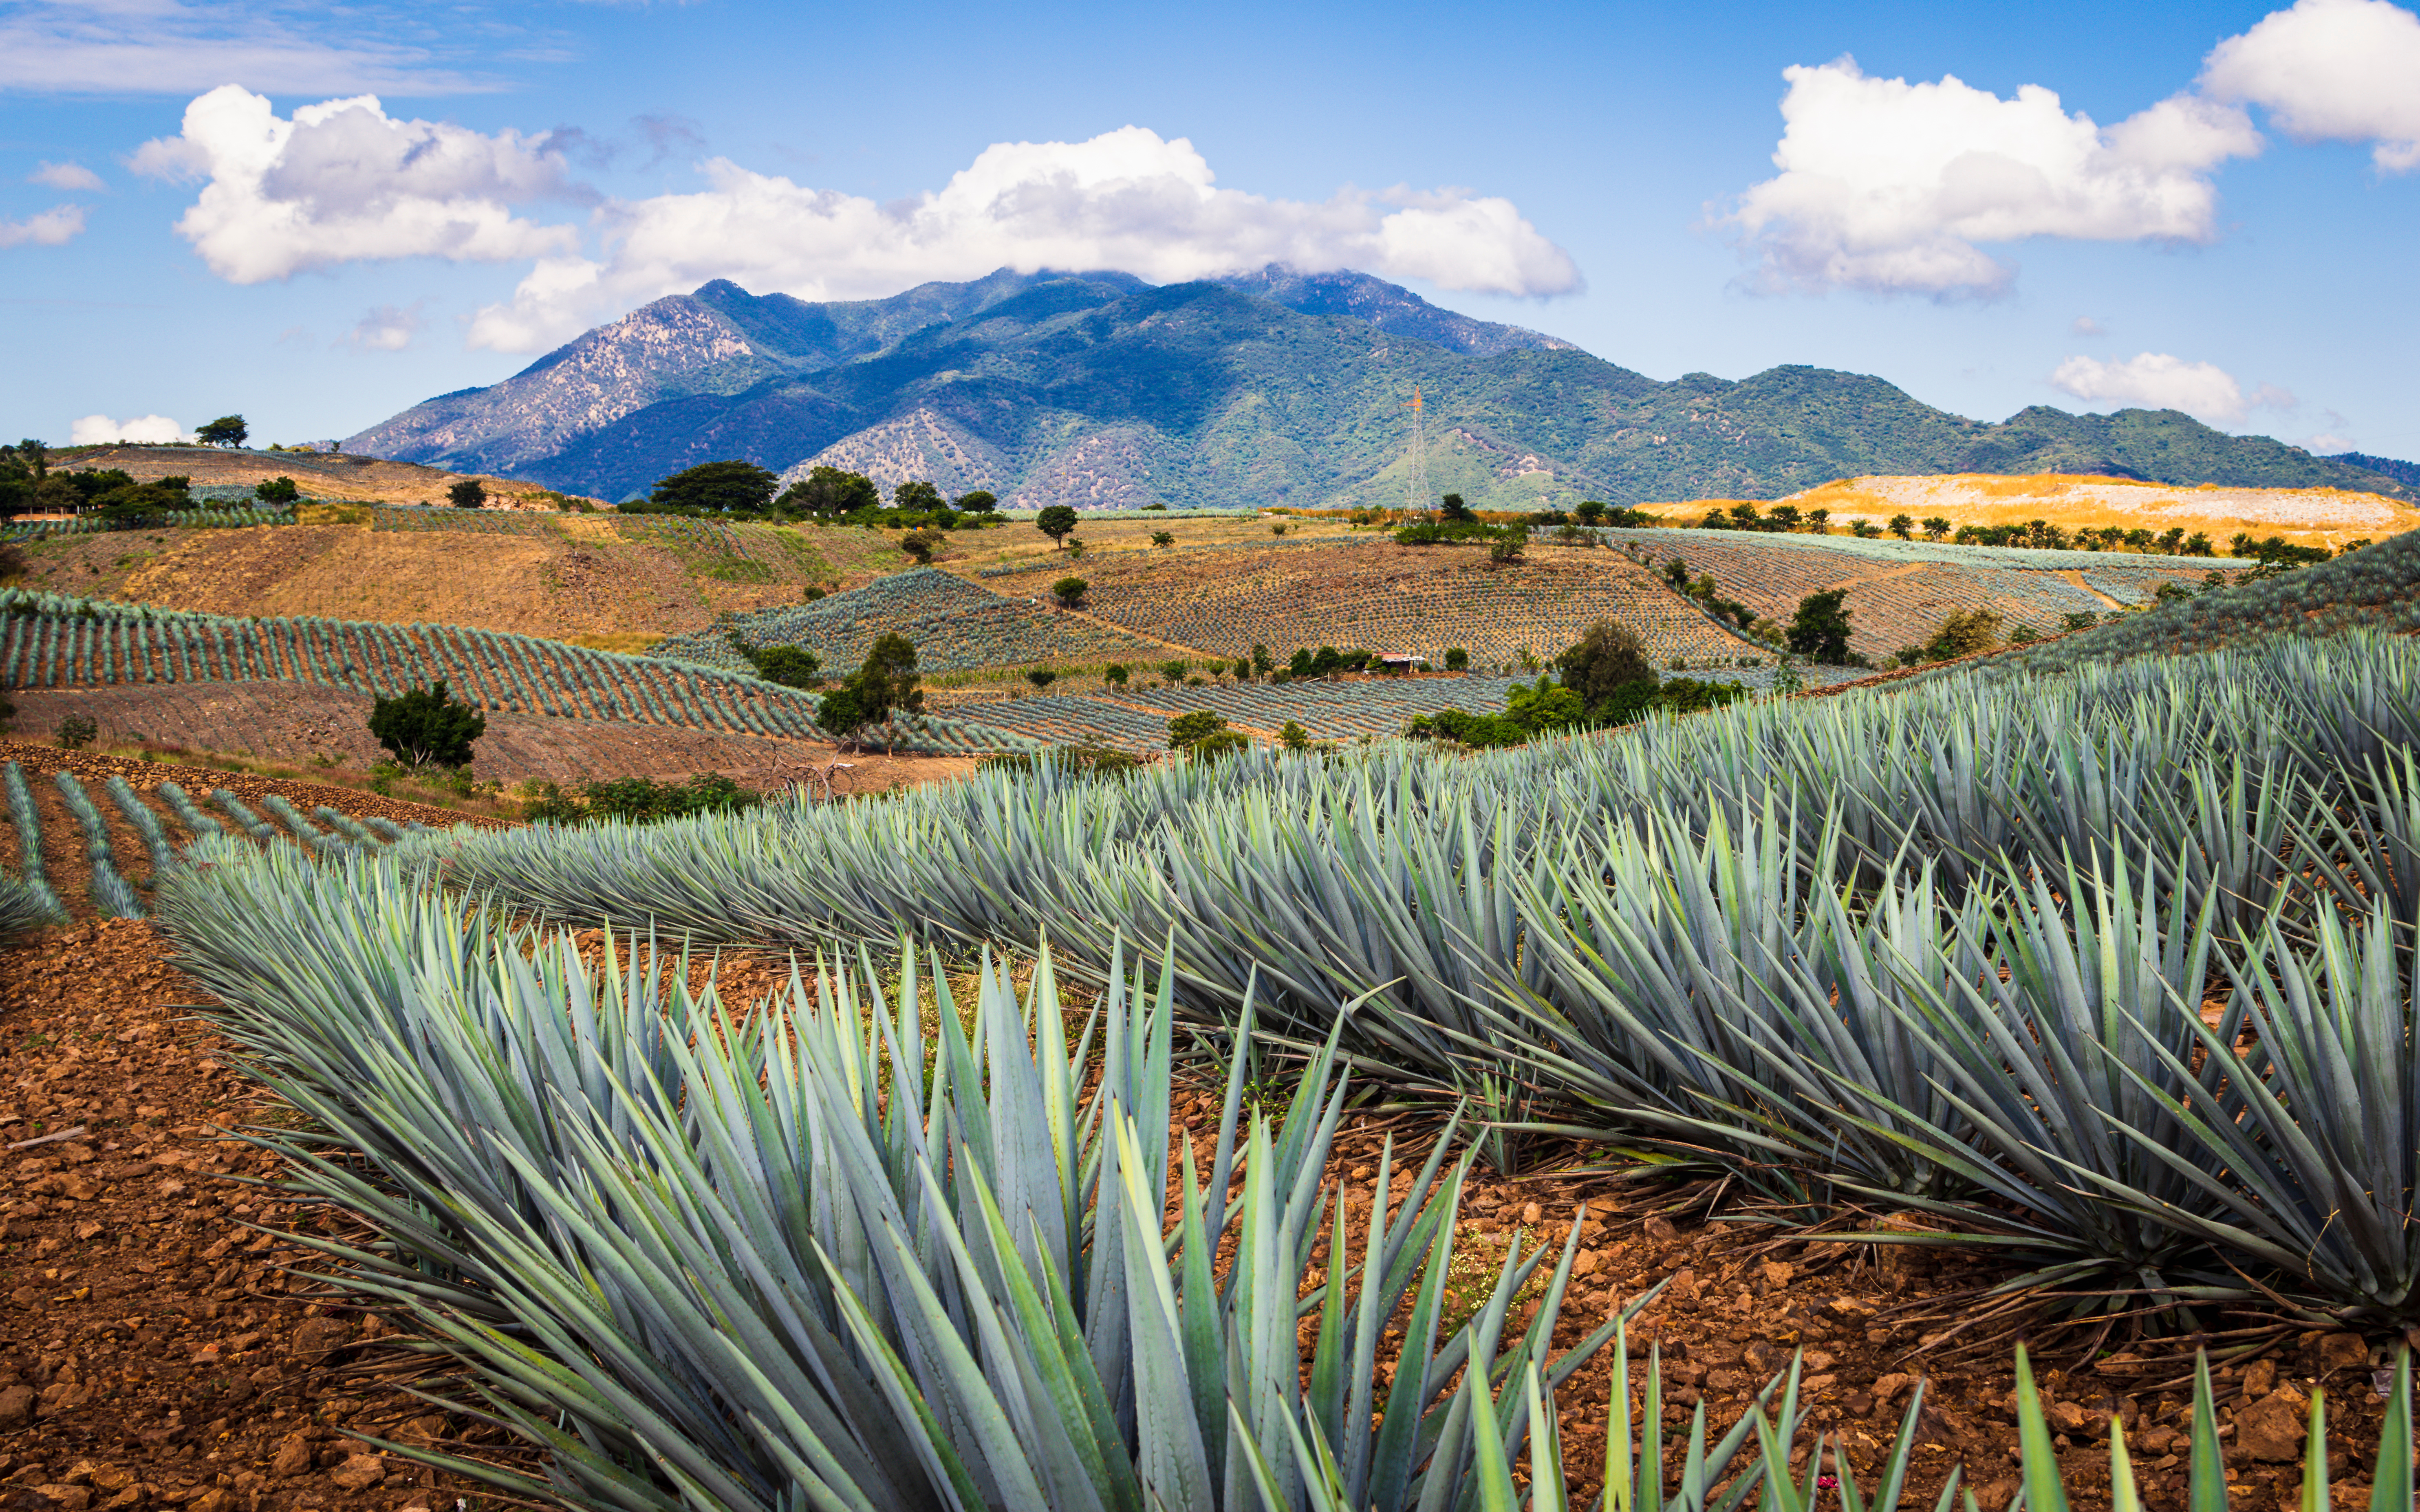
top-left (8, 510), bottom-right (919, 638)
top-left (652, 567), bottom-right (1181, 675)
top-left (1601, 527), bottom-right (2222, 660)
top-left (981, 540), bottom-right (1763, 667)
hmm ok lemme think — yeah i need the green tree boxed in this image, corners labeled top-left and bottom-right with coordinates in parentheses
top-left (952, 490), bottom-right (998, 514)
top-left (1438, 493), bottom-right (1472, 522)
top-left (1230, 657), bottom-right (1252, 680)
top-left (1505, 677), bottom-right (1585, 733)
top-left (1103, 663), bottom-right (1128, 686)
top-left (750, 645), bottom-right (822, 688)
top-left (1053, 576), bottom-right (1088, 607)
top-left (1189, 729), bottom-right (1251, 759)
top-left (780, 467), bottom-right (882, 517)
top-left (1278, 720), bottom-right (1310, 750)
top-left (369, 680), bottom-right (486, 767)
top-left (1036, 505), bottom-right (1080, 548)
top-left (1158, 659), bottom-right (1188, 684)
top-left (1443, 647), bottom-right (1468, 671)
top-left (196, 415), bottom-right (248, 449)
top-left (255, 476), bottom-right (300, 505)
top-left (55, 714), bottom-right (97, 750)
top-left (1026, 668), bottom-right (1058, 690)
top-left (1553, 621), bottom-right (1656, 712)
top-left (1888, 513), bottom-right (1915, 539)
top-left (1575, 501), bottom-right (1607, 525)
top-left (894, 480), bottom-right (944, 512)
top-left (1785, 589), bottom-right (1855, 663)
top-left (1806, 507), bottom-right (1831, 533)
top-left (1167, 709), bottom-right (1227, 748)
top-left (847, 633), bottom-right (923, 723)
top-left (651, 460), bottom-right (779, 514)
top-left (1922, 516), bottom-right (1952, 540)
top-left (899, 530), bottom-right (941, 563)
top-left (448, 477), bottom-right (487, 510)
top-left (1488, 526), bottom-right (1526, 565)
top-left (1251, 643), bottom-right (1273, 675)
top-left (1767, 504), bottom-right (1803, 531)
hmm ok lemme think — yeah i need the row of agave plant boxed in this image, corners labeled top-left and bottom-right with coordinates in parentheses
top-left (386, 632), bottom-right (2420, 1324)
top-left (159, 843), bottom-right (2416, 1512)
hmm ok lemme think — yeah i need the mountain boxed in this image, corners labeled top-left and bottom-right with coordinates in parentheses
top-left (2333, 452), bottom-right (2420, 491)
top-left (348, 267), bottom-right (2417, 508)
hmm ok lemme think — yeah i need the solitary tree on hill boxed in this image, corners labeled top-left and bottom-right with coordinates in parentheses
top-left (196, 416), bottom-right (248, 449)
top-left (448, 477), bottom-right (487, 510)
top-left (651, 460), bottom-right (779, 514)
top-left (1036, 505), bottom-right (1079, 548)
top-left (368, 680), bottom-right (485, 767)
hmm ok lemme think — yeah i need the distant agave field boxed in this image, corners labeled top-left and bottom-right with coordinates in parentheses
top-left (150, 630), bottom-right (2420, 1509)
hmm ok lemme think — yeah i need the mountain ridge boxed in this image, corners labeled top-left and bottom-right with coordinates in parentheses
top-left (346, 266), bottom-right (2414, 509)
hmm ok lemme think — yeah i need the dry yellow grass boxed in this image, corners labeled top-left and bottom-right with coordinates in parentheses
top-left (1769, 473), bottom-right (2413, 549)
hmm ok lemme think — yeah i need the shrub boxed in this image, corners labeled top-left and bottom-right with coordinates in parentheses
top-left (1158, 659), bottom-right (1188, 684)
top-left (1230, 656), bottom-right (1252, 680)
top-left (778, 466), bottom-right (881, 517)
top-left (447, 477), bottom-right (487, 510)
top-left (1188, 728), bottom-right (1251, 758)
top-left (54, 713), bottom-right (97, 750)
top-left (898, 530), bottom-right (941, 563)
top-left (1443, 647), bottom-right (1468, 671)
top-left (1102, 662), bottom-right (1128, 686)
top-left (1251, 643), bottom-right (1273, 674)
top-left (1554, 621), bottom-right (1654, 711)
top-left (1270, 522), bottom-right (1288, 536)
top-left (579, 773), bottom-right (760, 823)
top-left (367, 680), bottom-right (485, 768)
top-left (1576, 500), bottom-right (1607, 524)
top-left (1150, 530), bottom-right (1175, 546)
top-left (1052, 575), bottom-right (1088, 607)
top-left (977, 743), bottom-right (1143, 777)
top-left (1167, 709), bottom-right (1227, 748)
top-left (1488, 529), bottom-right (1525, 564)
top-left (254, 476), bottom-right (300, 505)
top-left (750, 644), bottom-right (822, 688)
top-left (1923, 607), bottom-right (2004, 660)
top-left (1278, 719), bottom-right (1309, 749)
top-left (1025, 668), bottom-right (1058, 690)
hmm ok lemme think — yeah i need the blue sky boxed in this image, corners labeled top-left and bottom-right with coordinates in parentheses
top-left (2, 0), bottom-right (2416, 460)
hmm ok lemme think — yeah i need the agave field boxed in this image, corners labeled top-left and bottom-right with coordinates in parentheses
top-left (2006, 527), bottom-right (2420, 672)
top-left (652, 566), bottom-right (1173, 676)
top-left (366, 504), bottom-right (571, 537)
top-left (1597, 528), bottom-right (2218, 655)
top-left (0, 757), bottom-right (438, 938)
top-left (994, 543), bottom-right (1756, 665)
top-left (1122, 676), bottom-right (1537, 742)
top-left (1, 506), bottom-right (295, 543)
top-left (140, 625), bottom-right (2420, 1510)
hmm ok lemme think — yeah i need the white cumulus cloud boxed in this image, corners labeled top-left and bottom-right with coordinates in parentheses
top-left (2202, 0), bottom-right (2420, 172)
top-left (0, 204), bottom-right (85, 248)
top-left (469, 126), bottom-right (1578, 351)
top-left (69, 414), bottom-right (192, 445)
top-left (344, 302), bottom-right (424, 351)
top-left (1724, 57), bottom-right (2260, 296)
top-left (132, 85), bottom-right (583, 283)
top-left (2049, 352), bottom-right (2297, 426)
top-left (28, 161), bottom-right (104, 191)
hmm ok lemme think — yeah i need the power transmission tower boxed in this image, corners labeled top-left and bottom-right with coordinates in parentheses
top-left (1403, 386), bottom-right (1431, 514)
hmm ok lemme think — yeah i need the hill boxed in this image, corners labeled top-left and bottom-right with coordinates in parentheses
top-left (1770, 472), bottom-right (2416, 550)
top-left (978, 538), bottom-right (1765, 668)
top-left (42, 443), bottom-right (592, 508)
top-left (344, 267), bottom-right (2415, 510)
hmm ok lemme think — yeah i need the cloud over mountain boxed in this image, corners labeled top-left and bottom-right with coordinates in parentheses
top-left (2050, 351), bottom-right (2295, 426)
top-left (132, 86), bottom-right (583, 282)
top-left (2202, 0), bottom-right (2420, 171)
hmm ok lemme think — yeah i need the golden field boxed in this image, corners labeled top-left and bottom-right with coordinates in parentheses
top-left (1769, 473), bottom-right (2416, 549)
